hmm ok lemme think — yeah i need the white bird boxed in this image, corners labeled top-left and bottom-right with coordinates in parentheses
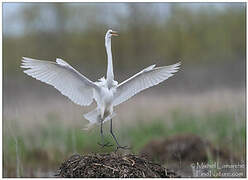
top-left (21, 29), bottom-right (181, 149)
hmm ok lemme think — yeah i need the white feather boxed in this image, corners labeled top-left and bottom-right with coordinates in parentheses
top-left (21, 57), bottom-right (99, 106)
top-left (113, 62), bottom-right (181, 106)
top-left (21, 29), bottom-right (181, 130)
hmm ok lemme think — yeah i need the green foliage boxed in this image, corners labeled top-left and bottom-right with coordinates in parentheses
top-left (121, 110), bottom-right (245, 154)
top-left (3, 3), bottom-right (246, 177)
top-left (4, 109), bottom-right (245, 176)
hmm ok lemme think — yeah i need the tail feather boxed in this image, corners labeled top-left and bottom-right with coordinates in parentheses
top-left (83, 108), bottom-right (100, 124)
top-left (82, 108), bottom-right (116, 131)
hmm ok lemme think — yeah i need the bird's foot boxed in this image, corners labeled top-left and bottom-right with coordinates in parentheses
top-left (115, 145), bottom-right (131, 151)
top-left (97, 141), bottom-right (113, 148)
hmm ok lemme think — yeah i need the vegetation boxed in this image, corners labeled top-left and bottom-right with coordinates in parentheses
top-left (3, 109), bottom-right (245, 177)
top-left (3, 3), bottom-right (245, 78)
top-left (3, 2), bottom-right (245, 177)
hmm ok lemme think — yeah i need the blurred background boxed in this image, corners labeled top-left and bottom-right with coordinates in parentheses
top-left (3, 2), bottom-right (246, 177)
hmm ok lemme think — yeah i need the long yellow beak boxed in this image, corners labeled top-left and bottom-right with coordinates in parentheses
top-left (110, 31), bottom-right (119, 36)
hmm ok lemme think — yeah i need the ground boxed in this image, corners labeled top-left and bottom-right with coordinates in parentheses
top-left (140, 134), bottom-right (245, 177)
top-left (56, 153), bottom-right (180, 178)
top-left (140, 133), bottom-right (238, 163)
top-left (56, 133), bottom-right (245, 178)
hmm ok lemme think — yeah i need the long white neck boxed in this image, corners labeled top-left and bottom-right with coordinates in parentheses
top-left (105, 36), bottom-right (114, 82)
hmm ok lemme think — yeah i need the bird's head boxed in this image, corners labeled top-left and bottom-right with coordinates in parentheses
top-left (105, 29), bottom-right (119, 39)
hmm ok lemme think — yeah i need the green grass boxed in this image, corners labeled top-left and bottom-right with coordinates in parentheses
top-left (123, 110), bottom-right (245, 153)
top-left (3, 110), bottom-right (245, 177)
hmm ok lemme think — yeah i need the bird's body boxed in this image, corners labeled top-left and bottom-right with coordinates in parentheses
top-left (21, 29), bottom-right (181, 149)
top-left (98, 82), bottom-right (114, 118)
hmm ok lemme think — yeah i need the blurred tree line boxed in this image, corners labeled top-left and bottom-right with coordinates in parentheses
top-left (3, 3), bottom-right (245, 80)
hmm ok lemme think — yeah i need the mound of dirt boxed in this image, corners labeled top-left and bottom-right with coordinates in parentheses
top-left (56, 153), bottom-right (180, 178)
top-left (140, 133), bottom-right (237, 163)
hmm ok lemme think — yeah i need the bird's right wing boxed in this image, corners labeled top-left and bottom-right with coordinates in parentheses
top-left (21, 57), bottom-right (100, 106)
top-left (113, 62), bottom-right (181, 106)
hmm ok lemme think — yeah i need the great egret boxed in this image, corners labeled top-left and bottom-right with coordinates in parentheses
top-left (21, 29), bottom-right (181, 149)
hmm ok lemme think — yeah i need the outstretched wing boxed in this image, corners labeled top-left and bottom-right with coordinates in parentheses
top-left (113, 62), bottom-right (181, 106)
top-left (21, 57), bottom-right (99, 106)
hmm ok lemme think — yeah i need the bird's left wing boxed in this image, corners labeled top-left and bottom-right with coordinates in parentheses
top-left (21, 57), bottom-right (99, 106)
top-left (113, 62), bottom-right (181, 106)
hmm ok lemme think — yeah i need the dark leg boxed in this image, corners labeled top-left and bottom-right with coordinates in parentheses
top-left (97, 119), bottom-right (112, 147)
top-left (110, 119), bottom-right (130, 150)
top-left (100, 119), bottom-right (104, 143)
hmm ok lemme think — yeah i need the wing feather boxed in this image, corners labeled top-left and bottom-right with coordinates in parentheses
top-left (113, 62), bottom-right (181, 106)
top-left (21, 57), bottom-right (99, 106)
